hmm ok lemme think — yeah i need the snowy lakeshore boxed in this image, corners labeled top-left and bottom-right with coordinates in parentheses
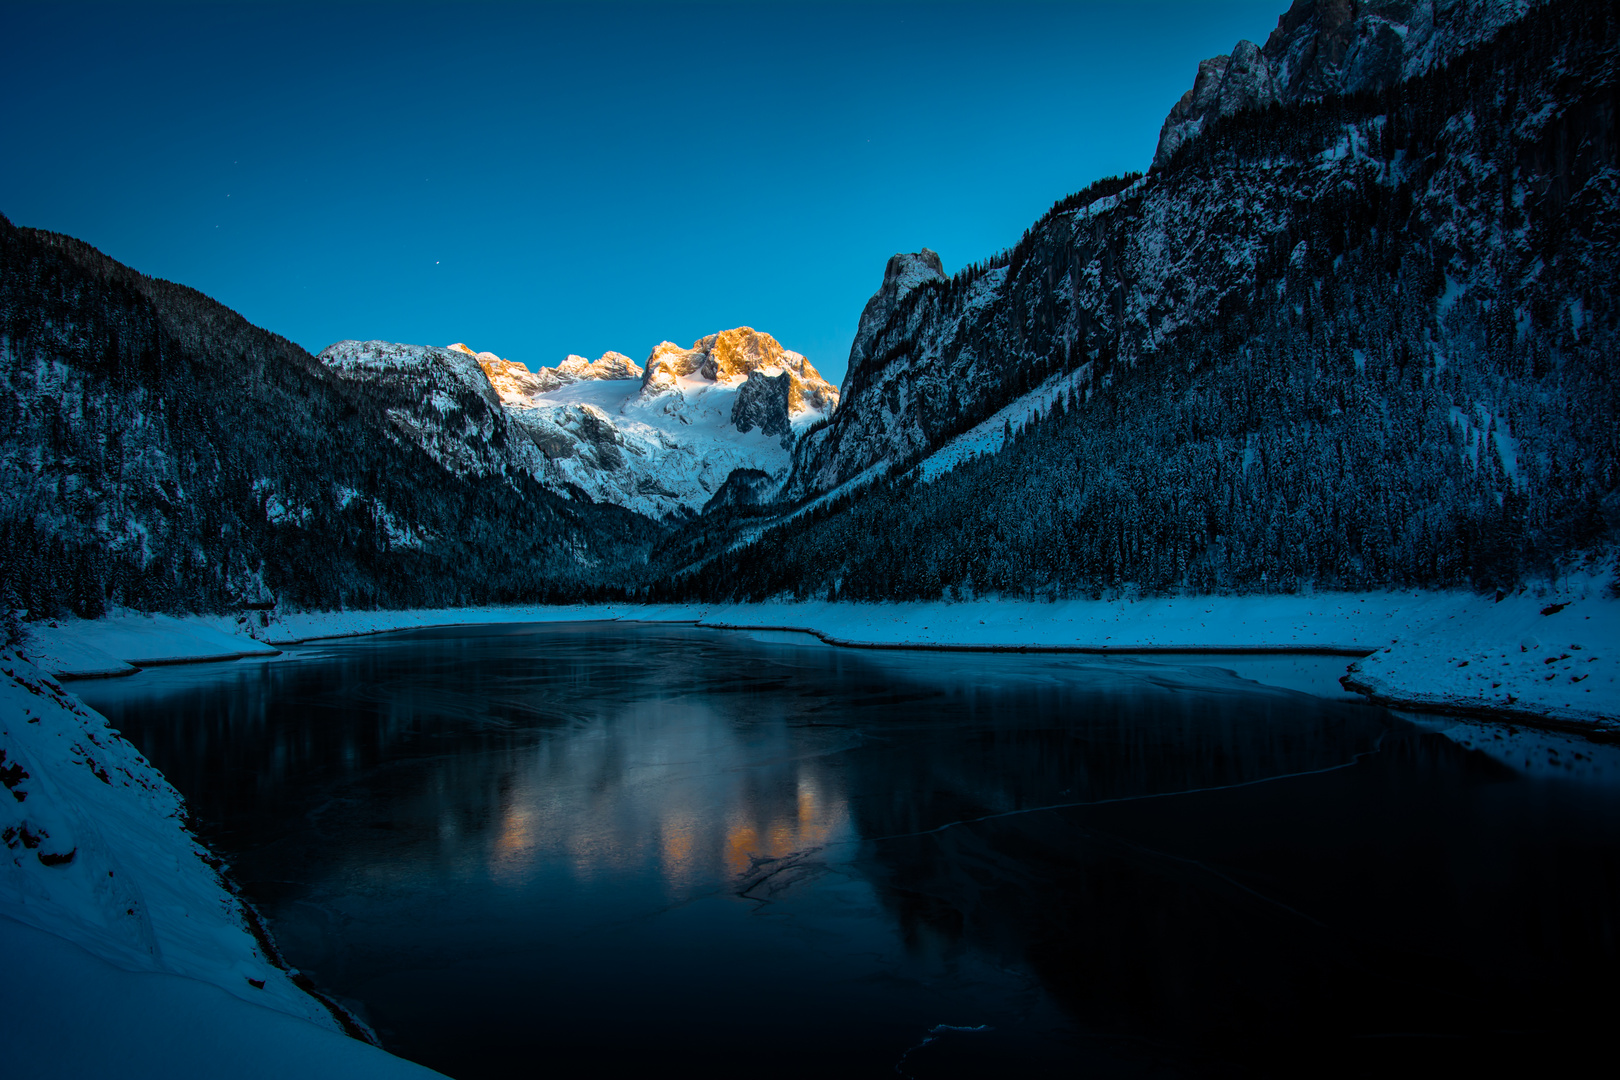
top-left (0, 650), bottom-right (446, 1078)
top-left (22, 580), bottom-right (1620, 737)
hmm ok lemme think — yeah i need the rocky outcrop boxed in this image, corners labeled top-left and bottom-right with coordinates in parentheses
top-left (1153, 0), bottom-right (1534, 169)
top-left (846, 250), bottom-right (944, 388)
top-left (319, 340), bottom-right (516, 480)
top-left (730, 371), bottom-right (793, 444)
top-left (512, 404), bottom-right (626, 472)
top-left (701, 468), bottom-right (777, 514)
top-left (556, 351), bottom-right (642, 381)
top-left (448, 342), bottom-right (559, 399)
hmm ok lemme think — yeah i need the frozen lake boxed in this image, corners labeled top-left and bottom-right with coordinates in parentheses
top-left (78, 622), bottom-right (1620, 1076)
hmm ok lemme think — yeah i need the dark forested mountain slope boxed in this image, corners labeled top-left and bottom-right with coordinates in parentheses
top-left (0, 218), bottom-right (660, 617)
top-left (653, 0), bottom-right (1619, 602)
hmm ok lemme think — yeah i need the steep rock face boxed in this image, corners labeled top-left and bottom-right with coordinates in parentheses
top-left (319, 341), bottom-right (518, 480)
top-left (513, 402), bottom-right (628, 475)
top-left (845, 250), bottom-right (945, 394)
top-left (1153, 0), bottom-right (1535, 168)
top-left (448, 342), bottom-right (556, 399)
top-left (784, 254), bottom-right (1004, 500)
top-left (783, 250), bottom-right (948, 499)
top-left (557, 351), bottom-right (641, 381)
top-left (717, 0), bottom-right (1617, 601)
top-left (730, 371), bottom-right (793, 443)
top-left (701, 468), bottom-right (777, 514)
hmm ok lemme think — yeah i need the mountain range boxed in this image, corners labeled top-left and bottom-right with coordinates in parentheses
top-left (1, 0), bottom-right (1614, 621)
top-left (315, 328), bottom-right (836, 521)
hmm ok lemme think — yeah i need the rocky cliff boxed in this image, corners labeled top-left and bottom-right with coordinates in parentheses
top-left (1153, 0), bottom-right (1536, 169)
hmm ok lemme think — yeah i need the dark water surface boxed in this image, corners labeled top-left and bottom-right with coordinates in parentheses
top-left (77, 623), bottom-right (1620, 1077)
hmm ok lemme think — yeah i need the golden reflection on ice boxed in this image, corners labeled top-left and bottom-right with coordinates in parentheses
top-left (717, 772), bottom-right (845, 880)
top-left (478, 701), bottom-right (851, 893)
top-left (725, 824), bottom-right (761, 877)
top-left (798, 776), bottom-right (818, 825)
top-left (496, 805), bottom-right (536, 859)
top-left (659, 810), bottom-right (699, 889)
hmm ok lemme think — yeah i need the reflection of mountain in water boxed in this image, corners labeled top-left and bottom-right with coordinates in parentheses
top-left (843, 684), bottom-right (1618, 1071)
top-left (477, 695), bottom-right (850, 893)
top-left (83, 624), bottom-right (860, 902)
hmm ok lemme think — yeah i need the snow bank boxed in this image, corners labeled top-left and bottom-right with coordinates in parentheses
top-left (1, 917), bottom-right (443, 1079)
top-left (245, 603), bottom-right (686, 645)
top-left (0, 650), bottom-right (444, 1077)
top-left (699, 593), bottom-right (1414, 652)
top-left (694, 589), bottom-right (1617, 733)
top-left (26, 613), bottom-right (280, 679)
top-left (1344, 589), bottom-right (1620, 732)
top-left (21, 586), bottom-right (1620, 733)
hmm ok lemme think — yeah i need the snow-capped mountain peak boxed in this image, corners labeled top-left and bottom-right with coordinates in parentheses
top-left (557, 351), bottom-right (643, 381)
top-left (322, 328), bottom-right (837, 520)
top-left (449, 342), bottom-right (646, 405)
top-left (637, 326), bottom-right (838, 419)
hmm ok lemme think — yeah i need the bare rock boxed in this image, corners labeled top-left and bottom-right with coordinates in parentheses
top-left (847, 250), bottom-right (945, 382)
top-left (731, 370), bottom-right (794, 445)
top-left (1152, 0), bottom-right (1533, 170)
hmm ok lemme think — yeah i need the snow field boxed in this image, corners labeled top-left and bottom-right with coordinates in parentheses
top-left (1344, 592), bottom-right (1619, 729)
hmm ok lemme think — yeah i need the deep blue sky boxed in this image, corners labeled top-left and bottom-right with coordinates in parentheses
top-left (3, 1), bottom-right (1283, 385)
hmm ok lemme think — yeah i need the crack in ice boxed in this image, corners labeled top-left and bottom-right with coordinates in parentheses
top-left (863, 736), bottom-right (1388, 845)
top-left (894, 1023), bottom-right (992, 1077)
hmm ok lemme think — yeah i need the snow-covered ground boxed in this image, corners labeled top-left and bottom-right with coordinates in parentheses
top-left (22, 577), bottom-right (1620, 734)
top-left (0, 650), bottom-right (445, 1078)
